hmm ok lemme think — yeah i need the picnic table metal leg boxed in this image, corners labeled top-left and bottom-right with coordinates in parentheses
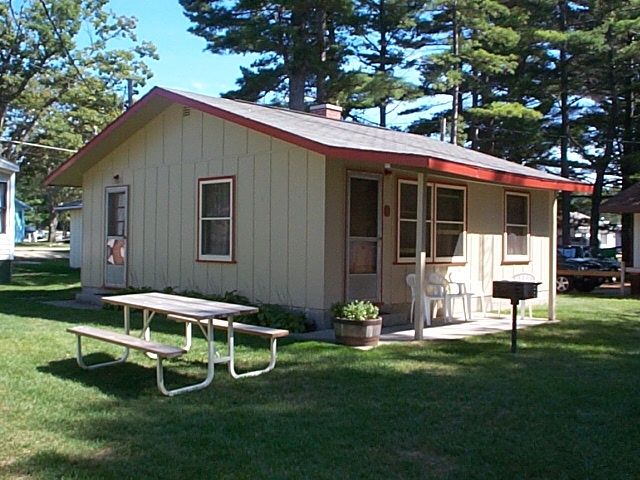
top-left (142, 310), bottom-right (160, 359)
top-left (73, 304), bottom-right (132, 370)
top-left (226, 320), bottom-right (280, 379)
top-left (156, 318), bottom-right (216, 396)
top-left (73, 334), bottom-right (130, 370)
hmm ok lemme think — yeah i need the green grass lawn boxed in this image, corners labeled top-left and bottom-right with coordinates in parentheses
top-left (1, 260), bottom-right (639, 479)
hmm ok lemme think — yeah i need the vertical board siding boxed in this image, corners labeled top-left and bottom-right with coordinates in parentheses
top-left (142, 167), bottom-right (158, 287)
top-left (223, 121), bottom-right (248, 159)
top-left (236, 154), bottom-right (256, 299)
top-left (69, 211), bottom-right (82, 268)
top-left (130, 168), bottom-right (146, 287)
top-left (167, 164), bottom-right (182, 287)
top-left (269, 149), bottom-right (290, 304)
top-left (163, 105), bottom-right (182, 166)
top-left (180, 162), bottom-right (196, 290)
top-left (322, 159), bottom-right (346, 306)
top-left (155, 166), bottom-right (170, 286)
top-left (306, 153), bottom-right (326, 310)
top-left (287, 148), bottom-right (309, 307)
top-left (192, 161), bottom-right (210, 290)
top-left (202, 115), bottom-right (224, 162)
top-left (182, 111), bottom-right (204, 164)
top-left (253, 151), bottom-right (272, 302)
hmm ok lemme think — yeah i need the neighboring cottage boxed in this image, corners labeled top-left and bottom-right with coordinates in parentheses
top-left (601, 183), bottom-right (640, 269)
top-left (14, 199), bottom-right (30, 243)
top-left (0, 158), bottom-right (19, 283)
top-left (45, 87), bottom-right (591, 329)
top-left (54, 200), bottom-right (83, 268)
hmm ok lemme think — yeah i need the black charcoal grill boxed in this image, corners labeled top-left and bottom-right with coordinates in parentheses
top-left (492, 280), bottom-right (541, 353)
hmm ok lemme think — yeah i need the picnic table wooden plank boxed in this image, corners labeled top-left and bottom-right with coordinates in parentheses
top-left (101, 292), bottom-right (258, 319)
top-left (167, 314), bottom-right (289, 339)
top-left (67, 325), bottom-right (186, 358)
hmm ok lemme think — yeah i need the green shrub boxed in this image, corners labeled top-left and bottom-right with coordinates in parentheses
top-left (331, 300), bottom-right (379, 320)
top-left (103, 287), bottom-right (307, 332)
top-left (241, 304), bottom-right (306, 333)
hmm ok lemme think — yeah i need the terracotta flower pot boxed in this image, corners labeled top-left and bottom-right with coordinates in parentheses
top-left (333, 317), bottom-right (382, 347)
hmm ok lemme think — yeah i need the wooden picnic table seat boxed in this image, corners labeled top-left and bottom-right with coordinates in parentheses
top-left (67, 325), bottom-right (187, 396)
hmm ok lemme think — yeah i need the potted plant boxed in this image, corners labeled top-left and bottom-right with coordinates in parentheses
top-left (331, 300), bottom-right (382, 347)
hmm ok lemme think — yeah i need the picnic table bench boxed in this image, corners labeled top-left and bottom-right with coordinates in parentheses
top-left (67, 325), bottom-right (187, 393)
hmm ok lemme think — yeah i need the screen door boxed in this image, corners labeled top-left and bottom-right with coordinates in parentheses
top-left (346, 173), bottom-right (382, 302)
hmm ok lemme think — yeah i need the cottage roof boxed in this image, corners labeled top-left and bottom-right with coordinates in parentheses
top-left (0, 157), bottom-right (19, 173)
top-left (45, 87), bottom-right (591, 193)
top-left (54, 200), bottom-right (83, 211)
top-left (600, 183), bottom-right (640, 214)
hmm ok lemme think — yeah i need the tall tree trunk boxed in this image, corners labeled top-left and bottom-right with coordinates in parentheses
top-left (559, 0), bottom-right (571, 246)
top-left (470, 70), bottom-right (480, 150)
top-left (620, 50), bottom-right (639, 266)
top-left (378, 0), bottom-right (388, 127)
top-left (315, 7), bottom-right (328, 104)
top-left (450, 1), bottom-right (459, 145)
top-left (590, 26), bottom-right (617, 250)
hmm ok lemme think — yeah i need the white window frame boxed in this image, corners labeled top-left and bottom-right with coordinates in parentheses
top-left (0, 181), bottom-right (6, 234)
top-left (397, 180), bottom-right (466, 264)
top-left (503, 191), bottom-right (530, 263)
top-left (434, 184), bottom-right (466, 263)
top-left (198, 176), bottom-right (234, 262)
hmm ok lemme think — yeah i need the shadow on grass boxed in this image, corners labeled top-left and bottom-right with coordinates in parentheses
top-left (11, 341), bottom-right (640, 480)
top-left (38, 355), bottom-right (222, 400)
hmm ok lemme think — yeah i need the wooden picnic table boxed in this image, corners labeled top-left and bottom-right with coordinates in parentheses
top-left (67, 292), bottom-right (287, 396)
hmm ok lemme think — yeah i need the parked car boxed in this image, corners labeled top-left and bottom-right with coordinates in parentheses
top-left (556, 249), bottom-right (607, 293)
top-left (560, 245), bottom-right (621, 281)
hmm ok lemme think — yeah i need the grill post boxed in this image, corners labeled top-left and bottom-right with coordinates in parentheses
top-left (492, 280), bottom-right (541, 353)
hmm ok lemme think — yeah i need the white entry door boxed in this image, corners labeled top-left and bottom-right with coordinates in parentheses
top-left (105, 186), bottom-right (128, 288)
top-left (346, 173), bottom-right (382, 303)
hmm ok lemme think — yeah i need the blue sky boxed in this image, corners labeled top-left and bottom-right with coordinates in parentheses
top-left (105, 0), bottom-right (435, 129)
top-left (108, 0), bottom-right (251, 98)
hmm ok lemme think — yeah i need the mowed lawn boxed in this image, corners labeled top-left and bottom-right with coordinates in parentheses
top-left (1, 259), bottom-right (639, 479)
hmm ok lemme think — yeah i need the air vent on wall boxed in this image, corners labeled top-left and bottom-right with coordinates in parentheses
top-left (182, 106), bottom-right (191, 117)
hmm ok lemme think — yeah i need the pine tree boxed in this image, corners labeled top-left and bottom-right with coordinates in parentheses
top-left (181, 0), bottom-right (352, 111)
top-left (344, 0), bottom-right (423, 126)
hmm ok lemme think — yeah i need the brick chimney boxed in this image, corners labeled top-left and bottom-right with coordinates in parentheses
top-left (309, 104), bottom-right (343, 120)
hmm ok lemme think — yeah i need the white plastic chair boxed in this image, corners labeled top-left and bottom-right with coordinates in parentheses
top-left (428, 273), bottom-right (471, 322)
top-left (499, 273), bottom-right (535, 320)
top-left (448, 273), bottom-right (491, 319)
top-left (406, 273), bottom-right (444, 326)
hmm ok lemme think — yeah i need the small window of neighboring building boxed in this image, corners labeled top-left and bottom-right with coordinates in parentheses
top-left (0, 182), bottom-right (6, 234)
top-left (397, 180), bottom-right (465, 264)
top-left (198, 177), bottom-right (234, 262)
top-left (504, 191), bottom-right (530, 262)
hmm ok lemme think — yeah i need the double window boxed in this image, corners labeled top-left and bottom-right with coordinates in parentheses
top-left (198, 177), bottom-right (234, 262)
top-left (0, 182), bottom-right (6, 234)
top-left (397, 180), bottom-right (466, 263)
top-left (504, 192), bottom-right (530, 262)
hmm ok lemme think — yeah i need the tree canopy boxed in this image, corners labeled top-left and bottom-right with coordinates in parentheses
top-left (0, 0), bottom-right (157, 234)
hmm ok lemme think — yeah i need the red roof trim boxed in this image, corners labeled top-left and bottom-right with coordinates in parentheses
top-left (45, 87), bottom-right (593, 194)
